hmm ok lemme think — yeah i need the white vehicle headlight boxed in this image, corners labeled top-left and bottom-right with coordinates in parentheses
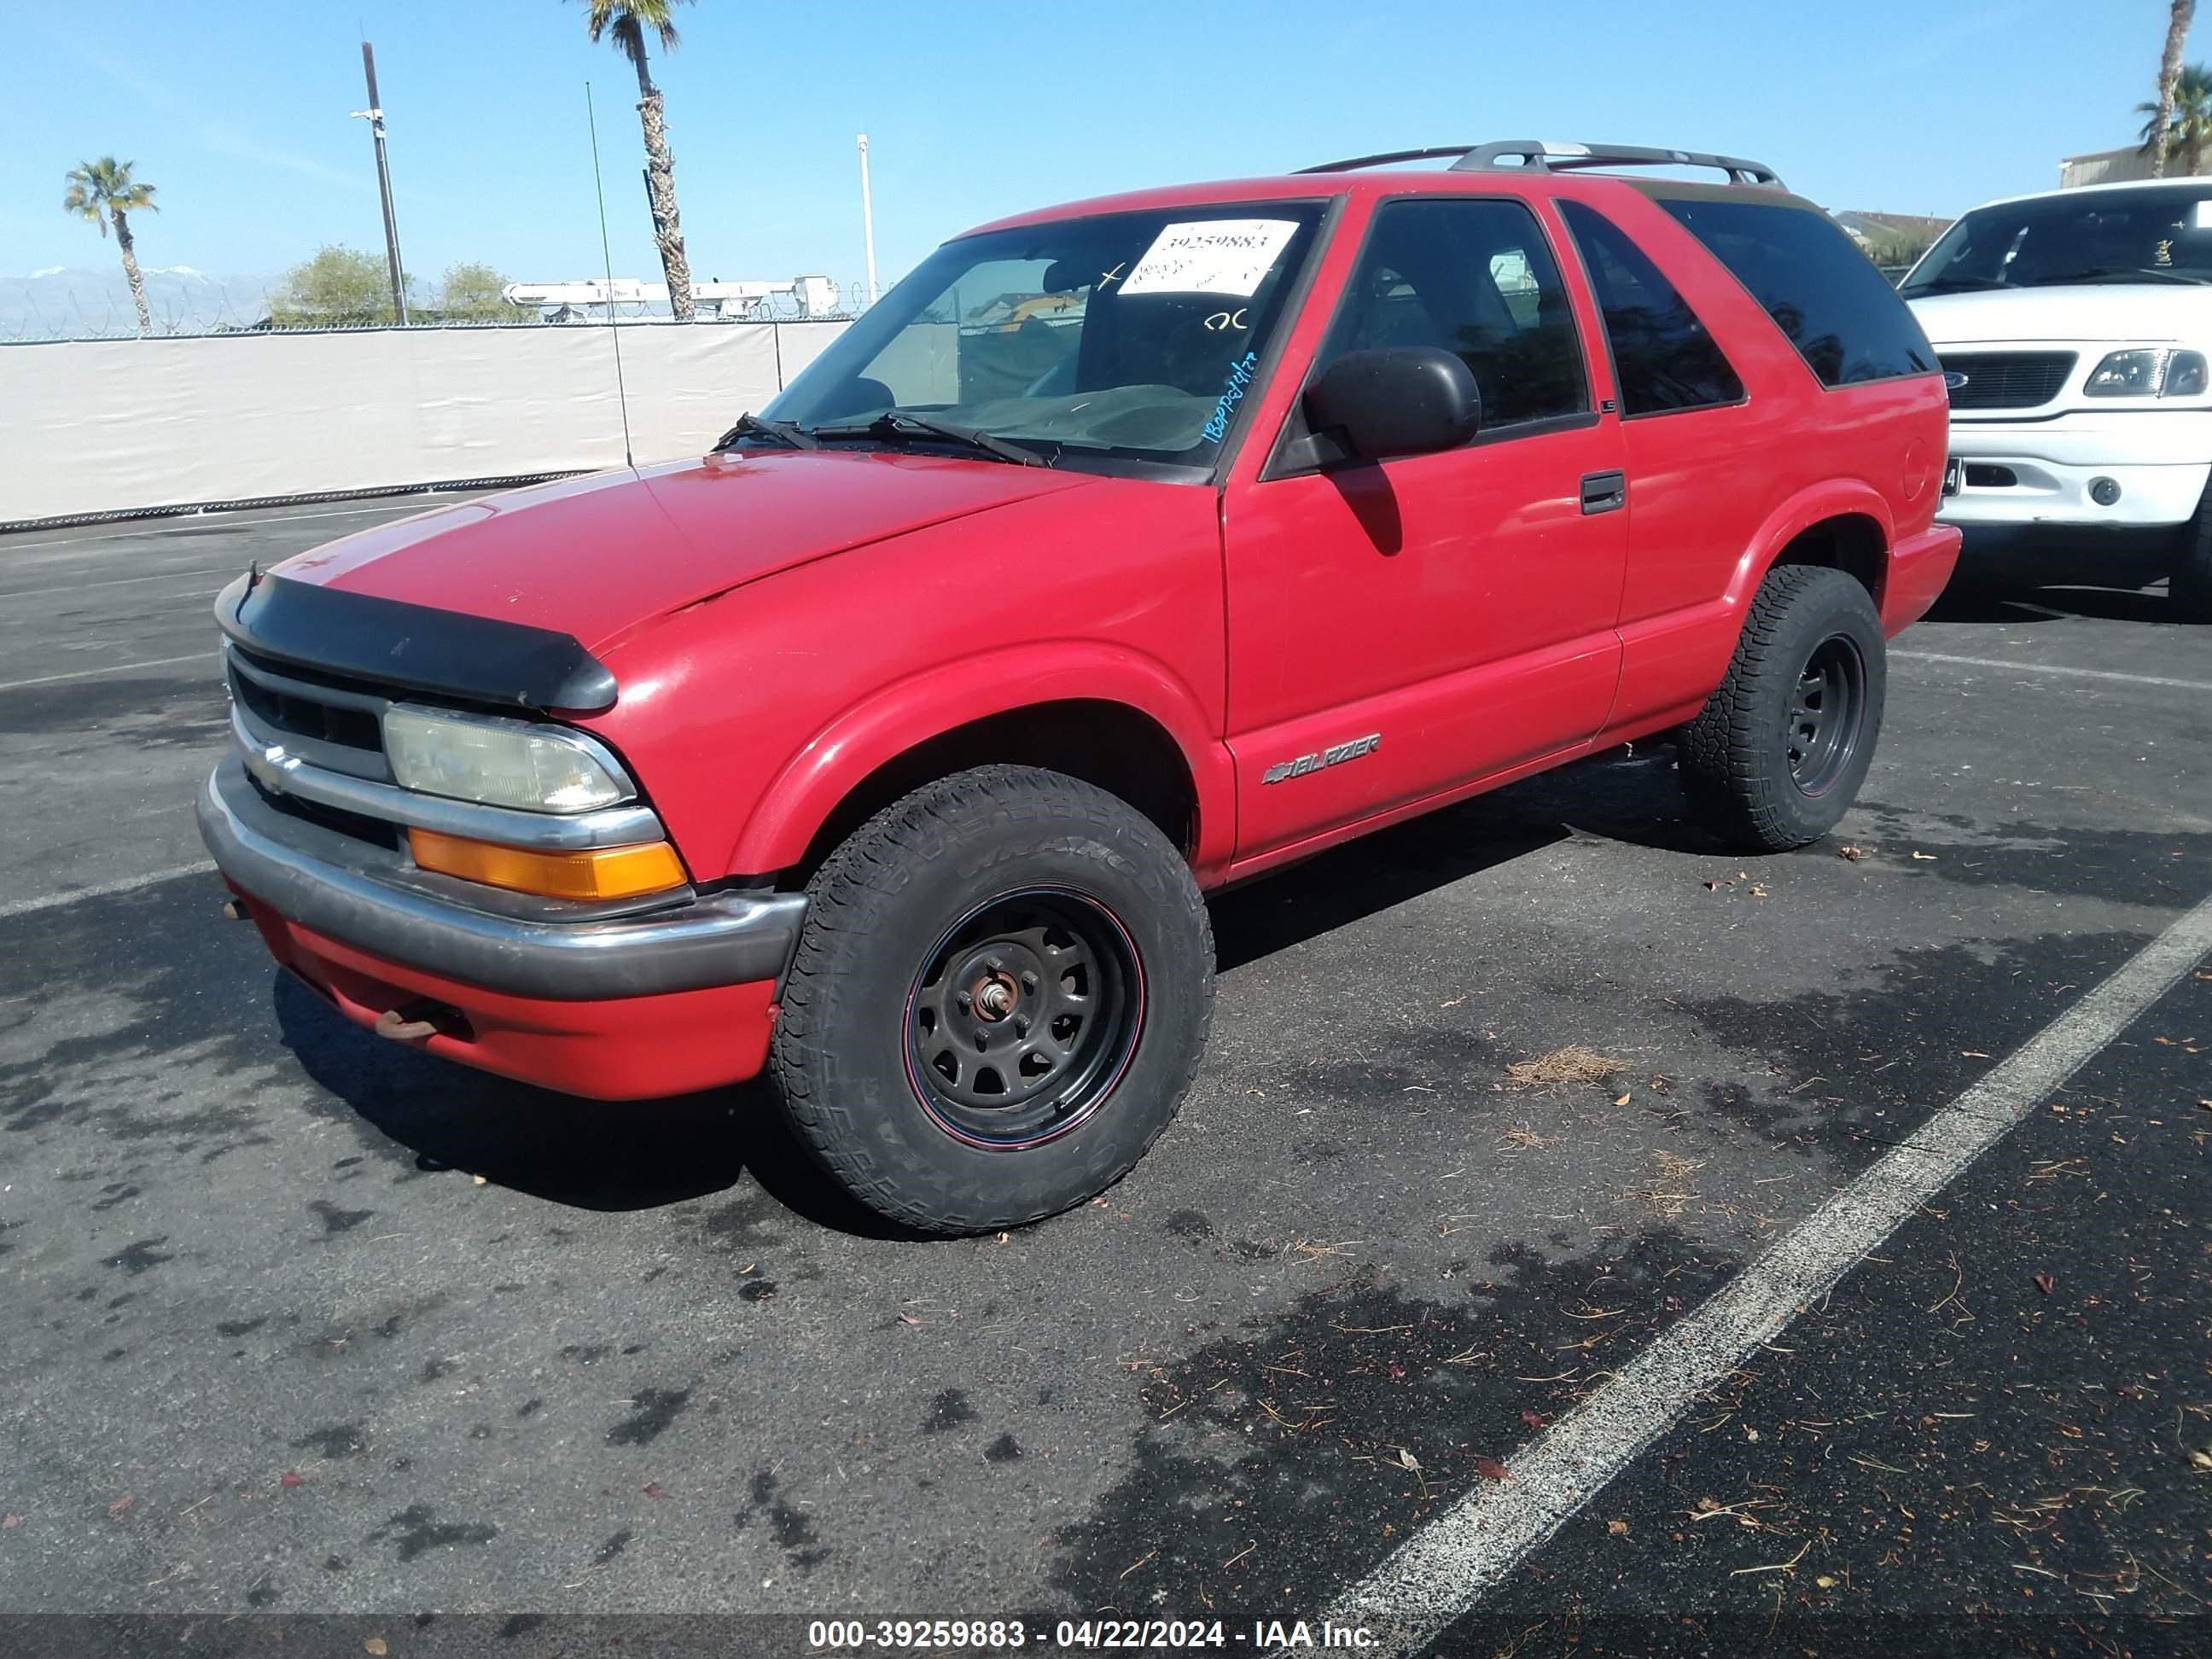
top-left (2163, 349), bottom-right (2209, 396)
top-left (382, 707), bottom-right (629, 813)
top-left (2085, 347), bottom-right (2209, 398)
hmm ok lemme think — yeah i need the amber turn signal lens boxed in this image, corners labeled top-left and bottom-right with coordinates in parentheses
top-left (408, 829), bottom-right (687, 900)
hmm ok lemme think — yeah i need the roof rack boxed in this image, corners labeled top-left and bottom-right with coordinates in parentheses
top-left (1298, 140), bottom-right (1784, 189)
top-left (1295, 145), bottom-right (1483, 174)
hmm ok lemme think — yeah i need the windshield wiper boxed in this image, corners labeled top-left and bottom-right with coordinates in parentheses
top-left (811, 410), bottom-right (1048, 467)
top-left (2023, 266), bottom-right (2211, 287)
top-left (715, 411), bottom-right (818, 450)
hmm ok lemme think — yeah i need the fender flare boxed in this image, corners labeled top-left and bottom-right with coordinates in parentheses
top-left (725, 642), bottom-right (1237, 879)
top-left (1722, 478), bottom-right (1896, 613)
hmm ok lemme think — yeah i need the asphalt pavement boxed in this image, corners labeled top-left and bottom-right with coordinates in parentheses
top-left (0, 498), bottom-right (2205, 1656)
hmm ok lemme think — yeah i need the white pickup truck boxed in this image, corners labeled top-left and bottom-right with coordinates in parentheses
top-left (1902, 178), bottom-right (2212, 620)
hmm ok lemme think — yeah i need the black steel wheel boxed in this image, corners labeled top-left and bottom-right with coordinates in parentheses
top-left (771, 765), bottom-right (1214, 1236)
top-left (906, 890), bottom-right (1142, 1149)
top-left (1680, 564), bottom-right (1887, 853)
top-left (1784, 634), bottom-right (1867, 798)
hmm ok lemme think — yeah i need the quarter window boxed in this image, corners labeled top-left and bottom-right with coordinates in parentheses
top-left (1557, 200), bottom-right (1744, 416)
top-left (1313, 199), bottom-right (1589, 432)
top-left (1660, 197), bottom-right (1937, 387)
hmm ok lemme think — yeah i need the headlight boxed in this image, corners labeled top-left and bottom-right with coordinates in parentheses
top-left (2085, 347), bottom-right (2209, 398)
top-left (382, 707), bottom-right (630, 813)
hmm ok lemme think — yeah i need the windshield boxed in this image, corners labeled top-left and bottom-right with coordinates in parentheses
top-left (760, 203), bottom-right (1328, 474)
top-left (1902, 184), bottom-right (2212, 294)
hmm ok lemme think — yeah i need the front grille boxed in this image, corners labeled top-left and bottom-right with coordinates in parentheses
top-left (1939, 352), bottom-right (2076, 410)
top-left (226, 648), bottom-right (384, 756)
top-left (245, 772), bottom-right (404, 851)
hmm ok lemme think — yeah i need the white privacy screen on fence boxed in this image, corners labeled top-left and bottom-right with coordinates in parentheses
top-left (0, 320), bottom-right (851, 527)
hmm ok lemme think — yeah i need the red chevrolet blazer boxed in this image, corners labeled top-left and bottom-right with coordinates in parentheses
top-left (201, 141), bottom-right (1960, 1233)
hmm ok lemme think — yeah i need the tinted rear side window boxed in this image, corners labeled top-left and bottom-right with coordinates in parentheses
top-left (1660, 197), bottom-right (1937, 387)
top-left (1557, 200), bottom-right (1744, 416)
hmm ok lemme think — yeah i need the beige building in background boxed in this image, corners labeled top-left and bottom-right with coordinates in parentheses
top-left (2059, 145), bottom-right (2163, 188)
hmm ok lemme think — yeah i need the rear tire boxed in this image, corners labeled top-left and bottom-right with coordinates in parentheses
top-left (1679, 565), bottom-right (1886, 853)
top-left (2172, 481), bottom-right (2212, 623)
top-left (770, 765), bottom-right (1214, 1236)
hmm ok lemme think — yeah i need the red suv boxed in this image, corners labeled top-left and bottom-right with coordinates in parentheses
top-left (201, 141), bottom-right (1959, 1233)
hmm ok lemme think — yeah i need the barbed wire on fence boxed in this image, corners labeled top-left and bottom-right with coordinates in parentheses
top-left (0, 275), bottom-right (876, 343)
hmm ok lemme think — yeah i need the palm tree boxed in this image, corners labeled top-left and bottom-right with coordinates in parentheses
top-left (2140, 62), bottom-right (2212, 177)
top-left (2151, 1), bottom-right (2197, 178)
top-left (63, 157), bottom-right (160, 337)
top-left (577, 0), bottom-right (697, 321)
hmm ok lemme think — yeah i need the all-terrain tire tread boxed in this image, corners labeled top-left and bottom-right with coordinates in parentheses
top-left (770, 764), bottom-right (1213, 1236)
top-left (1679, 565), bottom-right (1881, 853)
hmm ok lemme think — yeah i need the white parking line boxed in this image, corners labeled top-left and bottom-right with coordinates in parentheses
top-left (0, 651), bottom-right (216, 691)
top-left (1895, 649), bottom-right (2212, 694)
top-left (0, 496), bottom-right (492, 555)
top-left (0, 860), bottom-right (218, 923)
top-left (1318, 889), bottom-right (2212, 1658)
top-left (0, 562), bottom-right (264, 603)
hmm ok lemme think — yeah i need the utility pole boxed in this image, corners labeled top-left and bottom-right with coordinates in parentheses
top-left (351, 42), bottom-right (410, 324)
top-left (857, 132), bottom-right (879, 306)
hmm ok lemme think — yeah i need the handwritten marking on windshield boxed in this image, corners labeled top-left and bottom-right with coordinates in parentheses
top-left (1202, 351), bottom-right (1260, 445)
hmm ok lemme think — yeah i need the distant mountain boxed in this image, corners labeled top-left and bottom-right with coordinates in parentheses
top-left (0, 265), bottom-right (276, 341)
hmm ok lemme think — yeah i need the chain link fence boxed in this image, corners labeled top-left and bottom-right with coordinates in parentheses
top-left (1, 275), bottom-right (273, 342)
top-left (0, 273), bottom-right (876, 343)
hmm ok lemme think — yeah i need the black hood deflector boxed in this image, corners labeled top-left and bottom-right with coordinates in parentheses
top-left (215, 572), bottom-right (619, 713)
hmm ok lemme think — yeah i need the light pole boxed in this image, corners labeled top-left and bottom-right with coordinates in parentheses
top-left (350, 42), bottom-right (409, 324)
top-left (857, 132), bottom-right (879, 306)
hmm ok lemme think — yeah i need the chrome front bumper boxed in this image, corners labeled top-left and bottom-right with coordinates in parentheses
top-left (197, 756), bottom-right (806, 1002)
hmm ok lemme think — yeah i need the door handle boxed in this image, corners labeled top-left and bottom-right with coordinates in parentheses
top-left (1580, 470), bottom-right (1627, 515)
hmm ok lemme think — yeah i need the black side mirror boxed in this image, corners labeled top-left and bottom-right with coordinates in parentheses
top-left (1304, 346), bottom-right (1481, 463)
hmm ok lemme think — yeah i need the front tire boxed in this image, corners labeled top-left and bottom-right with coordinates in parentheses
top-left (2172, 480), bottom-right (2212, 623)
top-left (770, 765), bottom-right (1214, 1235)
top-left (1679, 565), bottom-right (1887, 853)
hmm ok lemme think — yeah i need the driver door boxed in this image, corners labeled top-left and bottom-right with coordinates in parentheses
top-left (1221, 195), bottom-right (1629, 868)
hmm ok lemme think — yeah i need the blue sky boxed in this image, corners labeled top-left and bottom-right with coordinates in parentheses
top-left (0, 0), bottom-right (2191, 293)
